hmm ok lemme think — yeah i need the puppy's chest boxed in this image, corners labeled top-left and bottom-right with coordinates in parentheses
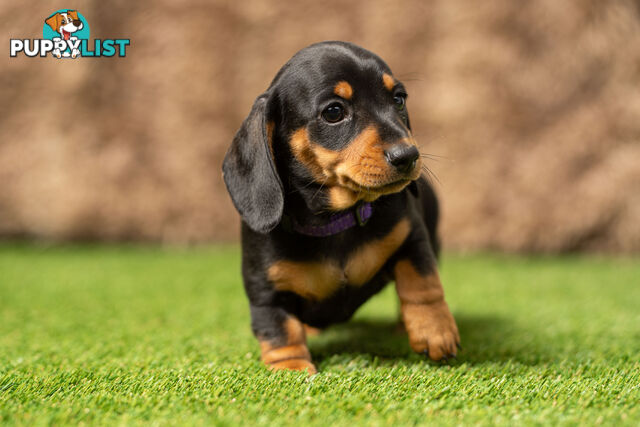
top-left (267, 219), bottom-right (409, 300)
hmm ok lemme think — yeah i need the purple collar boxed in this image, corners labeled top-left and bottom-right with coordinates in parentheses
top-left (281, 202), bottom-right (373, 237)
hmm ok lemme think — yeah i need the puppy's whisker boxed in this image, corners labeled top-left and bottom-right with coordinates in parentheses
top-left (357, 182), bottom-right (364, 199)
top-left (420, 153), bottom-right (453, 163)
top-left (421, 164), bottom-right (442, 186)
top-left (310, 177), bottom-right (329, 202)
top-left (420, 155), bottom-right (442, 163)
top-left (287, 177), bottom-right (316, 195)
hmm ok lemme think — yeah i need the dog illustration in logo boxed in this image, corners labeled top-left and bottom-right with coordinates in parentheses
top-left (44, 10), bottom-right (83, 59)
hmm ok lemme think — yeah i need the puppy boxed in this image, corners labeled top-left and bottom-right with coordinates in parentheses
top-left (44, 10), bottom-right (83, 59)
top-left (223, 41), bottom-right (460, 374)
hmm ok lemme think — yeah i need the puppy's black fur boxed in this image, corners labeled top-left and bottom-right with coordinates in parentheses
top-left (223, 41), bottom-right (459, 374)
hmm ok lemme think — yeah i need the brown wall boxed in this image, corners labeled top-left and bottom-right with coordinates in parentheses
top-left (2, 0), bottom-right (639, 252)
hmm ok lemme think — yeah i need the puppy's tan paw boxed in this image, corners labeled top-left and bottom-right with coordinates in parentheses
top-left (402, 301), bottom-right (460, 361)
top-left (261, 342), bottom-right (317, 375)
top-left (303, 324), bottom-right (322, 337)
top-left (268, 359), bottom-right (317, 375)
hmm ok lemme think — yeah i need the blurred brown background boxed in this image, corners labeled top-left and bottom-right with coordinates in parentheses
top-left (2, 0), bottom-right (639, 252)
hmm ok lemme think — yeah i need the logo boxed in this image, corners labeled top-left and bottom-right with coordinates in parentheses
top-left (10, 9), bottom-right (130, 59)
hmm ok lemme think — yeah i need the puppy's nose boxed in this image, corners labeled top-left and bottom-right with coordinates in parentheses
top-left (73, 19), bottom-right (82, 27)
top-left (384, 145), bottom-right (419, 173)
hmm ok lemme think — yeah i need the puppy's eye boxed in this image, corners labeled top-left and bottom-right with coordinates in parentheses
top-left (322, 103), bottom-right (345, 123)
top-left (393, 95), bottom-right (406, 111)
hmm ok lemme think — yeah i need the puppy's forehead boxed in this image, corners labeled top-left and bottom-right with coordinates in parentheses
top-left (273, 42), bottom-right (394, 99)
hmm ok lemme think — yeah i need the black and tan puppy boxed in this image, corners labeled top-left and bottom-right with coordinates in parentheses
top-left (222, 41), bottom-right (459, 374)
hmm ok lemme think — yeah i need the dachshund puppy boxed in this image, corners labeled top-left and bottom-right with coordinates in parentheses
top-left (223, 41), bottom-right (459, 374)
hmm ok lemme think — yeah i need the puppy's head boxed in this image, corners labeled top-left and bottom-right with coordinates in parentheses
top-left (223, 41), bottom-right (421, 233)
top-left (45, 11), bottom-right (83, 40)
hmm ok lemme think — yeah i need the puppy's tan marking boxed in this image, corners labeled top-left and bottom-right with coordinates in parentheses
top-left (327, 186), bottom-right (392, 210)
top-left (333, 81), bottom-right (354, 100)
top-left (334, 126), bottom-right (389, 188)
top-left (268, 219), bottom-right (410, 299)
top-left (289, 128), bottom-right (340, 183)
top-left (382, 73), bottom-right (395, 91)
top-left (303, 324), bottom-right (322, 336)
top-left (394, 260), bottom-right (460, 360)
top-left (290, 126), bottom-right (391, 187)
top-left (259, 317), bottom-right (316, 374)
top-left (345, 219), bottom-right (410, 285)
top-left (268, 260), bottom-right (343, 300)
top-left (289, 126), bottom-right (419, 211)
top-left (328, 186), bottom-right (360, 210)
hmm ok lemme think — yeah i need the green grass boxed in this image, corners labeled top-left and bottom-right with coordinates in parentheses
top-left (0, 244), bottom-right (639, 425)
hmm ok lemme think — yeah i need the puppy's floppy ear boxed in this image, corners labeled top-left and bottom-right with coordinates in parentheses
top-left (45, 13), bottom-right (62, 32)
top-left (223, 93), bottom-right (284, 233)
top-left (67, 10), bottom-right (79, 20)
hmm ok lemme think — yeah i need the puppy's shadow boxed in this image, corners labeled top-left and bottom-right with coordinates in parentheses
top-left (310, 313), bottom-right (553, 366)
top-left (310, 319), bottom-right (409, 361)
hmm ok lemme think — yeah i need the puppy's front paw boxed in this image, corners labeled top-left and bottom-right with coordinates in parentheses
top-left (402, 301), bottom-right (460, 361)
top-left (303, 324), bottom-right (322, 337)
top-left (261, 342), bottom-right (317, 375)
top-left (269, 358), bottom-right (317, 374)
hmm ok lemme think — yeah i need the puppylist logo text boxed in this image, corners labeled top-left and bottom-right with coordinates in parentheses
top-left (10, 9), bottom-right (130, 59)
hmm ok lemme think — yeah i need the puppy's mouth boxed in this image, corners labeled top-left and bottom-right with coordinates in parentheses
top-left (341, 176), bottom-right (412, 195)
top-left (337, 157), bottom-right (421, 195)
top-left (325, 172), bottom-right (417, 211)
top-left (368, 178), bottom-right (412, 192)
top-left (61, 29), bottom-right (71, 40)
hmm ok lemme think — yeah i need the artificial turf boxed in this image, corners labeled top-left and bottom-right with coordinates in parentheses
top-left (0, 244), bottom-right (638, 425)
